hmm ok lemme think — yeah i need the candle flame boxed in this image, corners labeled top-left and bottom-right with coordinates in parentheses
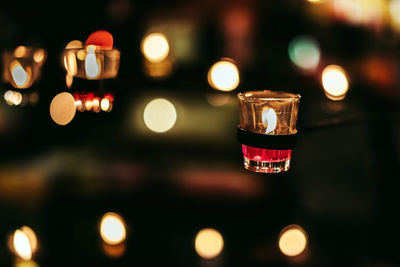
top-left (10, 60), bottom-right (31, 88)
top-left (262, 108), bottom-right (277, 134)
top-left (85, 51), bottom-right (101, 79)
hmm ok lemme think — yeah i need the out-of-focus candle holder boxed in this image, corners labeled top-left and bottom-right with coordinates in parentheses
top-left (63, 45), bottom-right (120, 80)
top-left (237, 90), bottom-right (300, 173)
top-left (2, 46), bottom-right (46, 89)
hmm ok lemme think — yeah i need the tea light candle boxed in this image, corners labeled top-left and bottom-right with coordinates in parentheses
top-left (63, 31), bottom-right (120, 80)
top-left (237, 90), bottom-right (301, 173)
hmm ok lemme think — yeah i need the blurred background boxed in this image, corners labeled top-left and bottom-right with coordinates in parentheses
top-left (0, 0), bottom-right (400, 266)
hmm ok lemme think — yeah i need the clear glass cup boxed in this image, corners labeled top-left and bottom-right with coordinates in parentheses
top-left (63, 47), bottom-right (120, 80)
top-left (238, 90), bottom-right (301, 173)
top-left (2, 47), bottom-right (47, 89)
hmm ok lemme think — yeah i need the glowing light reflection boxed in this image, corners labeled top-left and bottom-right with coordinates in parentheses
top-left (279, 225), bottom-right (308, 257)
top-left (289, 36), bottom-right (320, 72)
top-left (208, 60), bottom-right (240, 91)
top-left (33, 49), bottom-right (45, 63)
top-left (65, 40), bottom-right (83, 49)
top-left (143, 98), bottom-right (177, 133)
top-left (101, 98), bottom-right (111, 111)
top-left (13, 230), bottom-right (32, 261)
top-left (321, 65), bottom-right (349, 100)
top-left (194, 228), bottom-right (224, 259)
top-left (14, 46), bottom-right (27, 58)
top-left (141, 33), bottom-right (170, 63)
top-left (100, 212), bottom-right (126, 245)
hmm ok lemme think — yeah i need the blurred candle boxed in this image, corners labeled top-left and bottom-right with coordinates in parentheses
top-left (238, 90), bottom-right (300, 173)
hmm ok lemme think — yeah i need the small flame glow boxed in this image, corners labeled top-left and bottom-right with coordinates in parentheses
top-left (279, 225), bottom-right (308, 257)
top-left (100, 212), bottom-right (126, 245)
top-left (92, 98), bottom-right (100, 113)
top-left (141, 33), bottom-right (170, 63)
top-left (101, 98), bottom-right (110, 111)
top-left (85, 99), bottom-right (93, 111)
top-left (33, 49), bottom-right (45, 63)
top-left (13, 230), bottom-right (32, 260)
top-left (208, 60), bottom-right (240, 92)
top-left (85, 52), bottom-right (101, 79)
top-left (262, 108), bottom-right (277, 134)
top-left (10, 61), bottom-right (31, 88)
top-left (322, 65), bottom-right (349, 100)
top-left (4, 90), bottom-right (23, 106)
top-left (14, 46), bottom-right (27, 58)
top-left (194, 228), bottom-right (224, 259)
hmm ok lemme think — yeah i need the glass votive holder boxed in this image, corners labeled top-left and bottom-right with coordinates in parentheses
top-left (2, 46), bottom-right (46, 89)
top-left (63, 45), bottom-right (120, 80)
top-left (237, 90), bottom-right (301, 173)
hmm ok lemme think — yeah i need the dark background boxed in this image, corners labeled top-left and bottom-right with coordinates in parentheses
top-left (0, 0), bottom-right (399, 266)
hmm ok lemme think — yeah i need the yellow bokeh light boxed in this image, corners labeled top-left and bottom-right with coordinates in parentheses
top-left (77, 50), bottom-right (87, 61)
top-left (49, 92), bottom-right (76, 126)
top-left (65, 40), bottom-right (83, 49)
top-left (20, 226), bottom-right (37, 254)
top-left (208, 60), bottom-right (240, 92)
top-left (4, 90), bottom-right (22, 106)
top-left (14, 46), bottom-right (27, 58)
top-left (321, 65), bottom-right (349, 100)
top-left (100, 212), bottom-right (127, 245)
top-left (141, 33), bottom-right (170, 63)
top-left (279, 225), bottom-right (308, 257)
top-left (33, 49), bottom-right (45, 63)
top-left (143, 98), bottom-right (177, 133)
top-left (390, 0), bottom-right (400, 30)
top-left (92, 98), bottom-right (100, 113)
top-left (85, 99), bottom-right (93, 111)
top-left (194, 228), bottom-right (224, 259)
top-left (13, 230), bottom-right (32, 261)
top-left (10, 60), bottom-right (31, 89)
top-left (101, 98), bottom-right (110, 112)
